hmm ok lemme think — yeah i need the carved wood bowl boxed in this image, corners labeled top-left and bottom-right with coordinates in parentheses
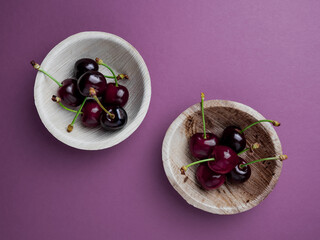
top-left (162, 100), bottom-right (282, 214)
top-left (34, 31), bottom-right (151, 150)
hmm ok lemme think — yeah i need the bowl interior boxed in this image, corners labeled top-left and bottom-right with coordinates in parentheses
top-left (34, 32), bottom-right (151, 150)
top-left (162, 100), bottom-right (282, 214)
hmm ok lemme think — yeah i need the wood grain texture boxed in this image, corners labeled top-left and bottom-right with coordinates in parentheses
top-left (34, 32), bottom-right (151, 150)
top-left (162, 100), bottom-right (282, 215)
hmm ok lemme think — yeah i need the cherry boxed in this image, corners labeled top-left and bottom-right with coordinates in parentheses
top-left (207, 146), bottom-right (239, 174)
top-left (104, 83), bottom-right (129, 107)
top-left (196, 164), bottom-right (226, 190)
top-left (74, 58), bottom-right (98, 79)
top-left (57, 78), bottom-right (84, 107)
top-left (100, 106), bottom-right (127, 130)
top-left (227, 155), bottom-right (288, 184)
top-left (189, 93), bottom-right (219, 159)
top-left (96, 58), bottom-right (129, 107)
top-left (81, 100), bottom-right (102, 128)
top-left (77, 71), bottom-right (107, 97)
top-left (180, 143), bottom-right (260, 175)
top-left (221, 120), bottom-right (280, 153)
top-left (226, 157), bottom-right (251, 184)
top-left (31, 61), bottom-right (84, 107)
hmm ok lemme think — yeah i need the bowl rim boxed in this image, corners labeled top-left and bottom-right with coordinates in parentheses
top-left (34, 31), bottom-right (151, 150)
top-left (162, 99), bottom-right (283, 215)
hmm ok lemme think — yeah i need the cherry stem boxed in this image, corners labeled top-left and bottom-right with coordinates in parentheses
top-left (89, 88), bottom-right (115, 119)
top-left (240, 120), bottom-right (280, 133)
top-left (51, 95), bottom-right (81, 113)
top-left (181, 143), bottom-right (260, 174)
top-left (96, 58), bottom-right (118, 87)
top-left (240, 155), bottom-right (288, 168)
top-left (67, 97), bottom-right (87, 132)
top-left (105, 75), bottom-right (115, 79)
top-left (201, 92), bottom-right (207, 139)
top-left (30, 61), bottom-right (62, 87)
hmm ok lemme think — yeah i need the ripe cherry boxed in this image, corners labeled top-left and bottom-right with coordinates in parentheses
top-left (189, 93), bottom-right (219, 159)
top-left (77, 71), bottom-right (107, 97)
top-left (100, 106), bottom-right (127, 130)
top-left (31, 61), bottom-right (84, 107)
top-left (221, 120), bottom-right (280, 153)
top-left (207, 146), bottom-right (239, 174)
top-left (81, 100), bottom-right (102, 128)
top-left (196, 164), bottom-right (226, 190)
top-left (226, 157), bottom-right (251, 184)
top-left (227, 155), bottom-right (288, 184)
top-left (96, 58), bottom-right (129, 107)
top-left (74, 58), bottom-right (98, 79)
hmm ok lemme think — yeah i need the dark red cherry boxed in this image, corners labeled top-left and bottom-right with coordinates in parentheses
top-left (227, 157), bottom-right (251, 184)
top-left (57, 78), bottom-right (84, 107)
top-left (208, 146), bottom-right (239, 174)
top-left (74, 58), bottom-right (99, 79)
top-left (81, 100), bottom-right (102, 128)
top-left (103, 83), bottom-right (129, 107)
top-left (100, 106), bottom-right (127, 130)
top-left (196, 164), bottom-right (226, 190)
top-left (77, 71), bottom-right (107, 97)
top-left (220, 126), bottom-right (246, 153)
top-left (189, 133), bottom-right (219, 160)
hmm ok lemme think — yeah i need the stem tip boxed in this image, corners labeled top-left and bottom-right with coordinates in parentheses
top-left (250, 142), bottom-right (260, 152)
top-left (67, 125), bottom-right (73, 132)
top-left (117, 74), bottom-right (129, 80)
top-left (201, 92), bottom-right (205, 100)
top-left (95, 58), bottom-right (103, 65)
top-left (279, 155), bottom-right (288, 161)
top-left (180, 166), bottom-right (187, 175)
top-left (89, 87), bottom-right (96, 97)
top-left (51, 95), bottom-right (61, 103)
top-left (31, 60), bottom-right (40, 70)
top-left (272, 121), bottom-right (281, 127)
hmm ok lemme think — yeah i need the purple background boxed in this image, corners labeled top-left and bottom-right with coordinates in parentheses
top-left (1, 0), bottom-right (319, 239)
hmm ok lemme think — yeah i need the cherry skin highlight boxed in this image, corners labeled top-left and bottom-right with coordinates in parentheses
top-left (227, 157), bottom-right (251, 184)
top-left (74, 58), bottom-right (99, 79)
top-left (103, 83), bottom-right (129, 107)
top-left (208, 145), bottom-right (240, 174)
top-left (196, 163), bottom-right (226, 190)
top-left (77, 71), bottom-right (107, 97)
top-left (58, 78), bottom-right (84, 107)
top-left (100, 106), bottom-right (127, 130)
top-left (189, 133), bottom-right (219, 160)
top-left (220, 126), bottom-right (246, 153)
top-left (80, 100), bottom-right (102, 128)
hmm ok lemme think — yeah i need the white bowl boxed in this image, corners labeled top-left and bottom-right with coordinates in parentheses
top-left (162, 100), bottom-right (282, 214)
top-left (34, 31), bottom-right (151, 150)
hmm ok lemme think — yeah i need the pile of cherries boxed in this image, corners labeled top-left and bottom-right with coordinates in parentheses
top-left (180, 93), bottom-right (287, 190)
top-left (31, 58), bottom-right (130, 132)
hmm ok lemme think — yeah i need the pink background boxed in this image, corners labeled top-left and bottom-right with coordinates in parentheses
top-left (1, 0), bottom-right (319, 239)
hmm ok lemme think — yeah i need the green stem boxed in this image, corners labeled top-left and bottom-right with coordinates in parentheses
top-left (240, 120), bottom-right (275, 133)
top-left (38, 68), bottom-right (63, 87)
top-left (68, 97), bottom-right (87, 132)
top-left (201, 93), bottom-right (206, 139)
top-left (240, 156), bottom-right (280, 168)
top-left (104, 75), bottom-right (115, 79)
top-left (100, 63), bottom-right (118, 87)
top-left (57, 102), bottom-right (81, 114)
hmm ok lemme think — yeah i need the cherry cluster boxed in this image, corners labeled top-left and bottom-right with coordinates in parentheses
top-left (181, 93), bottom-right (287, 190)
top-left (31, 58), bottom-right (130, 132)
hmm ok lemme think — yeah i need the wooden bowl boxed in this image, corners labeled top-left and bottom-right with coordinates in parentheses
top-left (162, 100), bottom-right (282, 214)
top-left (34, 31), bottom-right (151, 150)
